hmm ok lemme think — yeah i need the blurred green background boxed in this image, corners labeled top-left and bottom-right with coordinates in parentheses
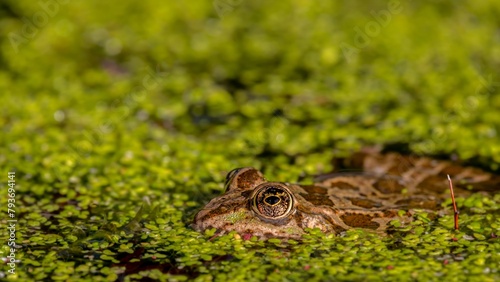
top-left (0, 0), bottom-right (499, 281)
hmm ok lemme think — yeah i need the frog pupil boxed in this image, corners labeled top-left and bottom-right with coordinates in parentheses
top-left (265, 196), bottom-right (280, 205)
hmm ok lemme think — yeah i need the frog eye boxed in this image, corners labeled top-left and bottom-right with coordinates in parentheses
top-left (251, 183), bottom-right (295, 221)
top-left (224, 167), bottom-right (266, 192)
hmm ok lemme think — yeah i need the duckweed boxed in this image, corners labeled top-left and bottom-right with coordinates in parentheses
top-left (1, 0), bottom-right (499, 281)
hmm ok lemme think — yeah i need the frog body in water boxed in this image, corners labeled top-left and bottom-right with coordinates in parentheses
top-left (192, 152), bottom-right (499, 239)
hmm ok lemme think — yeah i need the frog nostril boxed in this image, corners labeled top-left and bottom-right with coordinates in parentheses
top-left (264, 195), bottom-right (281, 206)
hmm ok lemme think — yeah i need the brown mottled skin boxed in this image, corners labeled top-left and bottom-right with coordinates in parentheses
top-left (192, 151), bottom-right (499, 240)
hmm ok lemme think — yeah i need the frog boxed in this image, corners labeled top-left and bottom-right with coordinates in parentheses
top-left (192, 151), bottom-right (499, 240)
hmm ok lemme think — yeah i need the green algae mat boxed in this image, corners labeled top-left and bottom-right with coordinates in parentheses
top-left (1, 0), bottom-right (499, 281)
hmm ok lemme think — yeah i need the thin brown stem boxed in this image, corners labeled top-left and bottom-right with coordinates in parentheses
top-left (447, 174), bottom-right (459, 230)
